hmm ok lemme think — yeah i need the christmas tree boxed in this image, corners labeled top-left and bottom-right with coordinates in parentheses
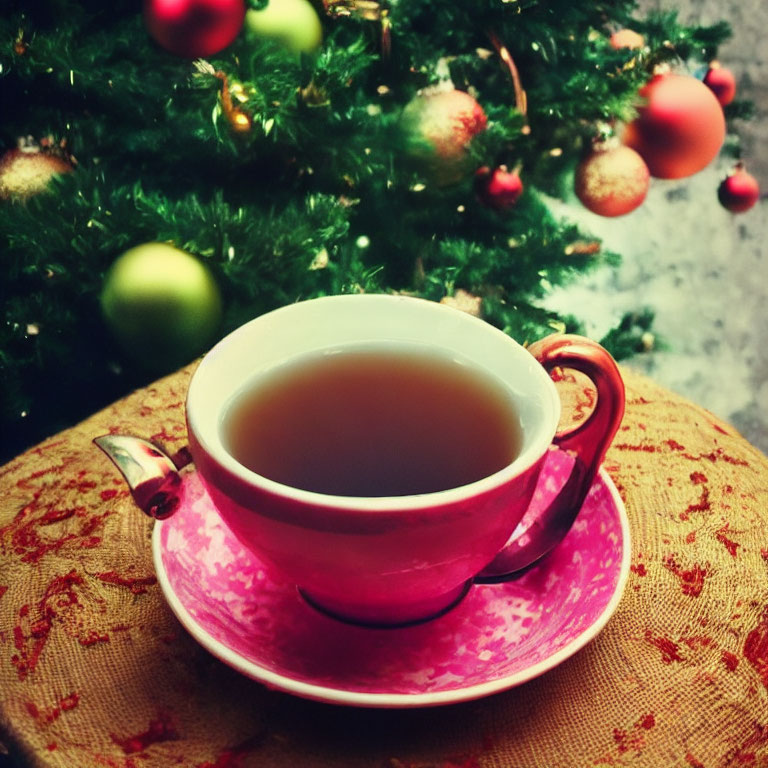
top-left (0, 0), bottom-right (752, 463)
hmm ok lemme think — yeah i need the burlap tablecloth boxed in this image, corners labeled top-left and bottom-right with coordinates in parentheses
top-left (1, 362), bottom-right (767, 768)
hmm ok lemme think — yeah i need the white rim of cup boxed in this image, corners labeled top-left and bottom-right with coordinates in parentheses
top-left (186, 294), bottom-right (561, 513)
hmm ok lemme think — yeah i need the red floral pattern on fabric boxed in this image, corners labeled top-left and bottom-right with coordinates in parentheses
top-left (0, 365), bottom-right (766, 767)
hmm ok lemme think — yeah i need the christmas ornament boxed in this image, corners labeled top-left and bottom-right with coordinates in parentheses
top-left (0, 146), bottom-right (73, 201)
top-left (474, 165), bottom-right (524, 210)
top-left (574, 144), bottom-right (649, 217)
top-left (194, 61), bottom-right (253, 133)
top-left (323, 0), bottom-right (389, 57)
top-left (245, 0), bottom-right (323, 54)
top-left (487, 32), bottom-right (528, 131)
top-left (13, 29), bottom-right (28, 56)
top-left (401, 89), bottom-right (488, 185)
top-left (100, 242), bottom-right (222, 371)
top-left (144, 0), bottom-right (246, 58)
top-left (323, 0), bottom-right (382, 21)
top-left (703, 61), bottom-right (737, 107)
top-left (216, 74), bottom-right (252, 133)
top-left (717, 164), bottom-right (760, 213)
top-left (622, 73), bottom-right (726, 179)
top-left (609, 29), bottom-right (644, 50)
top-left (440, 289), bottom-right (483, 318)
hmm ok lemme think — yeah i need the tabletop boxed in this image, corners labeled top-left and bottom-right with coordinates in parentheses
top-left (1, 361), bottom-right (767, 768)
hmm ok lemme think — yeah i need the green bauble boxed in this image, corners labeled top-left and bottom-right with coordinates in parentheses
top-left (101, 242), bottom-right (222, 371)
top-left (245, 0), bottom-right (322, 54)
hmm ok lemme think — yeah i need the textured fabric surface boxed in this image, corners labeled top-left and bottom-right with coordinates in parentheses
top-left (1, 362), bottom-right (767, 768)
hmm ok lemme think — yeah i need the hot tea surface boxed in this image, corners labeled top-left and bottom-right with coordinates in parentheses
top-left (222, 344), bottom-right (522, 497)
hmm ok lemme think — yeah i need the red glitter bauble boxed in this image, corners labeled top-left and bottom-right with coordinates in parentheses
top-left (402, 89), bottom-right (488, 185)
top-left (474, 166), bottom-right (524, 210)
top-left (703, 61), bottom-right (737, 107)
top-left (144, 0), bottom-right (246, 58)
top-left (718, 166), bottom-right (760, 213)
top-left (574, 144), bottom-right (650, 217)
top-left (623, 73), bottom-right (726, 179)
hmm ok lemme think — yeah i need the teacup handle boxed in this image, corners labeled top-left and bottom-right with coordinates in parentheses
top-left (476, 334), bottom-right (625, 580)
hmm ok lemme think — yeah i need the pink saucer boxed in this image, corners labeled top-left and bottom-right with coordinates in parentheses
top-left (153, 453), bottom-right (630, 708)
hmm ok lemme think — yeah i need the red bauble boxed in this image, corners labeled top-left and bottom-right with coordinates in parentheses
top-left (574, 144), bottom-right (649, 217)
top-left (609, 28), bottom-right (644, 50)
top-left (718, 166), bottom-right (760, 213)
top-left (402, 89), bottom-right (488, 185)
top-left (144, 0), bottom-right (246, 58)
top-left (703, 61), bottom-right (737, 107)
top-left (623, 73), bottom-right (726, 179)
top-left (0, 147), bottom-right (73, 201)
top-left (474, 166), bottom-right (524, 210)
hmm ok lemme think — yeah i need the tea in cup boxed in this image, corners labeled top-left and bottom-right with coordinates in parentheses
top-left (178, 294), bottom-right (625, 625)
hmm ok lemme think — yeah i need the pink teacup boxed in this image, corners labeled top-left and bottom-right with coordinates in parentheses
top-left (98, 294), bottom-right (624, 626)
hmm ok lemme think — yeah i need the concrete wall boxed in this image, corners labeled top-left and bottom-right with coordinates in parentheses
top-left (544, 0), bottom-right (768, 453)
